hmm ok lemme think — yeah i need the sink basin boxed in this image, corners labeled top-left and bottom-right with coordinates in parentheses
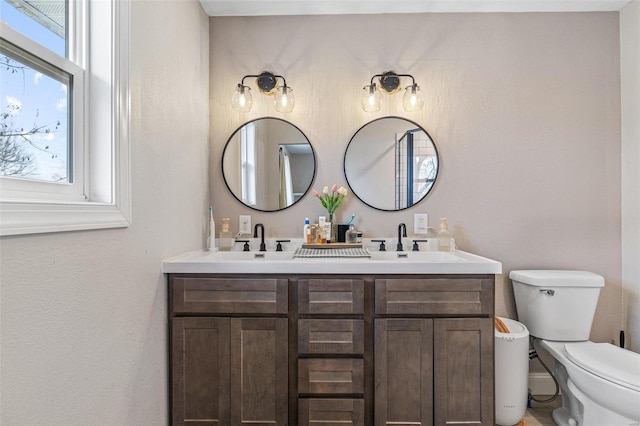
top-left (205, 251), bottom-right (295, 261)
top-left (369, 251), bottom-right (464, 262)
top-left (208, 250), bottom-right (463, 262)
top-left (163, 247), bottom-right (502, 274)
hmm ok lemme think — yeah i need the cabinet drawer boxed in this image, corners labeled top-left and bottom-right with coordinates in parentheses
top-left (375, 277), bottom-right (493, 315)
top-left (172, 277), bottom-right (288, 314)
top-left (298, 279), bottom-right (364, 314)
top-left (298, 319), bottom-right (364, 354)
top-left (298, 358), bottom-right (364, 394)
top-left (298, 398), bottom-right (364, 426)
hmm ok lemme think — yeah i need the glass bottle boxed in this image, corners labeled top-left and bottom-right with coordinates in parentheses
top-left (219, 217), bottom-right (234, 251)
top-left (438, 217), bottom-right (453, 252)
top-left (346, 224), bottom-right (358, 243)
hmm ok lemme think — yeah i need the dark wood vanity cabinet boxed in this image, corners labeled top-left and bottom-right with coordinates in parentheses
top-left (170, 277), bottom-right (288, 425)
top-left (375, 277), bottom-right (495, 426)
top-left (168, 274), bottom-right (494, 426)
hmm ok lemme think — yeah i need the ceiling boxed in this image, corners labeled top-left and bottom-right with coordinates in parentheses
top-left (199, 0), bottom-right (633, 16)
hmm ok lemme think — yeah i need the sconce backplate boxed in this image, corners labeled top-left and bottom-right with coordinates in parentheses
top-left (379, 71), bottom-right (400, 93)
top-left (256, 72), bottom-right (278, 94)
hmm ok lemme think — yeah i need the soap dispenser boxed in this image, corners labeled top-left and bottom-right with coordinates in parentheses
top-left (426, 226), bottom-right (438, 251)
top-left (438, 217), bottom-right (453, 252)
top-left (219, 217), bottom-right (234, 251)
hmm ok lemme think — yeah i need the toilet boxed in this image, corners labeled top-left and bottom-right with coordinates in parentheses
top-left (510, 270), bottom-right (640, 426)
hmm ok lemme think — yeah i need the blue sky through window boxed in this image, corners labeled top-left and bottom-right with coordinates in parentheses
top-left (1, 0), bottom-right (69, 182)
top-left (0, 1), bottom-right (65, 56)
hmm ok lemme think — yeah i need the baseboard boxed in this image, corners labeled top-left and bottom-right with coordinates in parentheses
top-left (528, 372), bottom-right (558, 396)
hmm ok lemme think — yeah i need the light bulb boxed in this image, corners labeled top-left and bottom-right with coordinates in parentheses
top-left (402, 84), bottom-right (425, 112)
top-left (231, 84), bottom-right (252, 112)
top-left (274, 85), bottom-right (294, 113)
top-left (361, 84), bottom-right (381, 112)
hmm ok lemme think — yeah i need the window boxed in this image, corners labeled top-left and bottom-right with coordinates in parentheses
top-left (0, 0), bottom-right (130, 235)
top-left (241, 122), bottom-right (256, 206)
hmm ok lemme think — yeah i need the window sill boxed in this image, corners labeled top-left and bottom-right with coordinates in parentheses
top-left (0, 200), bottom-right (131, 236)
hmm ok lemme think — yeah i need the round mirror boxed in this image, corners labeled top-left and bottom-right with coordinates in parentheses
top-left (222, 118), bottom-right (316, 212)
top-left (344, 117), bottom-right (439, 211)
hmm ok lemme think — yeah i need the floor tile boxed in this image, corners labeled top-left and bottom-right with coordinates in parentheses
top-left (521, 396), bottom-right (561, 426)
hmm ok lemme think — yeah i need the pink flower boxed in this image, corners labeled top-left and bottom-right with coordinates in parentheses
top-left (313, 183), bottom-right (348, 214)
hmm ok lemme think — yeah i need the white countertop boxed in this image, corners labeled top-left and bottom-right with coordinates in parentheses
top-left (162, 246), bottom-right (502, 275)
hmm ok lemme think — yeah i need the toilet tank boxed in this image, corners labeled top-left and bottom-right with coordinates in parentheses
top-left (510, 270), bottom-right (604, 341)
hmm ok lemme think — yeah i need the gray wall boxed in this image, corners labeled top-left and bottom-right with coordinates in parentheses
top-left (210, 12), bottom-right (623, 345)
top-left (0, 1), bottom-right (209, 424)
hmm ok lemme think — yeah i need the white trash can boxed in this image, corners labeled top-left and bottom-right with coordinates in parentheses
top-left (495, 317), bottom-right (529, 426)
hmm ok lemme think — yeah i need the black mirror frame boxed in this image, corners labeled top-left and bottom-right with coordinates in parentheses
top-left (221, 117), bottom-right (317, 212)
top-left (343, 116), bottom-right (439, 212)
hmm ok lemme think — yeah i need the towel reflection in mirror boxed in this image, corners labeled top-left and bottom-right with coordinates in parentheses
top-left (279, 145), bottom-right (293, 208)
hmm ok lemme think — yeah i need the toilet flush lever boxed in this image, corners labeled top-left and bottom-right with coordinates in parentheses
top-left (540, 289), bottom-right (555, 296)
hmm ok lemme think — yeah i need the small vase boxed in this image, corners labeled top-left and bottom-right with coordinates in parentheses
top-left (328, 212), bottom-right (337, 243)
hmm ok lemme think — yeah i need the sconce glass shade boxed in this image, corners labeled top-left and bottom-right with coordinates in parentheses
top-left (361, 84), bottom-right (382, 112)
top-left (402, 84), bottom-right (425, 112)
top-left (274, 85), bottom-right (295, 113)
top-left (231, 84), bottom-right (253, 112)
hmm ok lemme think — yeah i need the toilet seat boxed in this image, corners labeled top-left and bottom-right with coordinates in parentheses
top-left (564, 342), bottom-right (640, 392)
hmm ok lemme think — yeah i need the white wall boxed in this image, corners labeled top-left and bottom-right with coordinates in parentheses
top-left (621, 0), bottom-right (640, 352)
top-left (209, 12), bottom-right (623, 347)
top-left (0, 1), bottom-right (209, 424)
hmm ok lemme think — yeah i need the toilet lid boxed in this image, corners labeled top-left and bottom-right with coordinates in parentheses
top-left (564, 342), bottom-right (640, 392)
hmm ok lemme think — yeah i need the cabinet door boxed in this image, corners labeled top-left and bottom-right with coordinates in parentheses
top-left (230, 318), bottom-right (288, 425)
top-left (375, 319), bottom-right (434, 426)
top-left (172, 317), bottom-right (230, 426)
top-left (434, 318), bottom-right (494, 426)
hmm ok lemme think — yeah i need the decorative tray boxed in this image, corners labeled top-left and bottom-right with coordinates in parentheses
top-left (293, 247), bottom-right (371, 258)
top-left (301, 243), bottom-right (362, 249)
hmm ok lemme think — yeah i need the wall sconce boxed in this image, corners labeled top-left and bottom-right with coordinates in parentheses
top-left (361, 71), bottom-right (424, 112)
top-left (231, 71), bottom-right (295, 113)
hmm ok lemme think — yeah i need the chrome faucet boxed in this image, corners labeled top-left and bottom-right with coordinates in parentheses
top-left (253, 223), bottom-right (266, 251)
top-left (397, 223), bottom-right (407, 251)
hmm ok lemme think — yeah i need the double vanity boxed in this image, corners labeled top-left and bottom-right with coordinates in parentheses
top-left (170, 109), bottom-right (501, 424)
top-left (164, 245), bottom-right (501, 425)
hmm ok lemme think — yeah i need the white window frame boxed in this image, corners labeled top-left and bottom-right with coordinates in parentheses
top-left (0, 26), bottom-right (85, 201)
top-left (240, 122), bottom-right (256, 206)
top-left (0, 0), bottom-right (131, 236)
